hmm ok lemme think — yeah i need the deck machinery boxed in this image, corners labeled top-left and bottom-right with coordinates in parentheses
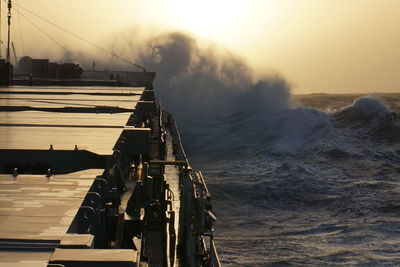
top-left (0, 73), bottom-right (220, 266)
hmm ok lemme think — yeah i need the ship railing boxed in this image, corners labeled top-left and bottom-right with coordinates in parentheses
top-left (196, 171), bottom-right (211, 200)
top-left (161, 109), bottom-right (188, 162)
top-left (210, 239), bottom-right (222, 267)
top-left (82, 70), bottom-right (155, 87)
top-left (160, 108), bottom-right (221, 266)
top-left (12, 70), bottom-right (155, 87)
top-left (82, 70), bottom-right (131, 83)
top-left (188, 171), bottom-right (220, 267)
top-left (13, 73), bottom-right (83, 79)
top-left (12, 71), bottom-right (128, 80)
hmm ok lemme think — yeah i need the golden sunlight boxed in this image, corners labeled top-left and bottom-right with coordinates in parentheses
top-left (168, 0), bottom-right (246, 36)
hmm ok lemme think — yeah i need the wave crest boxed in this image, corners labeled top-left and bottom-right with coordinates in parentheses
top-left (332, 97), bottom-right (400, 142)
top-left (333, 97), bottom-right (390, 124)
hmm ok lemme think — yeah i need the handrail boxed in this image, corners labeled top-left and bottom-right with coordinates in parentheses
top-left (162, 108), bottom-right (220, 267)
top-left (197, 171), bottom-right (211, 199)
top-left (162, 109), bottom-right (189, 162)
top-left (210, 239), bottom-right (222, 267)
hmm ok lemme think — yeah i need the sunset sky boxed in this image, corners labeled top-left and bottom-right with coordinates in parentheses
top-left (1, 0), bottom-right (399, 94)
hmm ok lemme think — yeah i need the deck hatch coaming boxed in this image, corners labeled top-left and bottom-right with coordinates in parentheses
top-left (0, 169), bottom-right (103, 241)
top-left (0, 86), bottom-right (146, 156)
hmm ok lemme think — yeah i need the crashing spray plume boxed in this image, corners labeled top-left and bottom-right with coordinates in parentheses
top-left (136, 31), bottom-right (293, 119)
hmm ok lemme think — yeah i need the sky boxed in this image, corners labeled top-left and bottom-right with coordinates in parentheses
top-left (0, 0), bottom-right (399, 94)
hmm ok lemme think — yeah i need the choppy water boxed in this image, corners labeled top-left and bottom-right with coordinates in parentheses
top-left (181, 93), bottom-right (400, 266)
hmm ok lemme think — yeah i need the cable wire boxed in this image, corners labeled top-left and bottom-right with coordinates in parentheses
top-left (15, 0), bottom-right (25, 55)
top-left (16, 8), bottom-right (75, 57)
top-left (11, 1), bottom-right (146, 71)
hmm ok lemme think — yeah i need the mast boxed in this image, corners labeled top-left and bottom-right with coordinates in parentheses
top-left (6, 0), bottom-right (11, 63)
top-left (0, 0), bottom-right (2, 59)
top-left (0, 1), bottom-right (2, 59)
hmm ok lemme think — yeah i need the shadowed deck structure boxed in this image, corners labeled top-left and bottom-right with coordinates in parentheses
top-left (0, 81), bottom-right (220, 266)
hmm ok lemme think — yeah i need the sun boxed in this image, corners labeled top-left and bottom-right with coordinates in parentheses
top-left (168, 0), bottom-right (246, 37)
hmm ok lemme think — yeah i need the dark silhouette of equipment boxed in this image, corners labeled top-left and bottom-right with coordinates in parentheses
top-left (48, 62), bottom-right (83, 79)
top-left (18, 56), bottom-right (83, 79)
top-left (0, 59), bottom-right (12, 85)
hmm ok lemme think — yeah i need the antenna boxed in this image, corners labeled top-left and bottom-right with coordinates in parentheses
top-left (6, 0), bottom-right (12, 63)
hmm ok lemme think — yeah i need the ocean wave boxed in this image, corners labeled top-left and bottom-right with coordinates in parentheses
top-left (332, 96), bottom-right (400, 142)
top-left (333, 97), bottom-right (390, 124)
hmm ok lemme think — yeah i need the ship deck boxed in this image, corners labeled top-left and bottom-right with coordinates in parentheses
top-left (0, 84), bottom-right (221, 266)
top-left (0, 85), bottom-right (146, 266)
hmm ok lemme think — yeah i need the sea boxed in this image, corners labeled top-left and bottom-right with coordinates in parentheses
top-left (180, 93), bottom-right (400, 266)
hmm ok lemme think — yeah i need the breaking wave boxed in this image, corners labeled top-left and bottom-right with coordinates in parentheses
top-left (109, 30), bottom-right (400, 151)
top-left (181, 95), bottom-right (399, 162)
top-left (333, 97), bottom-right (390, 125)
top-left (137, 32), bottom-right (294, 119)
top-left (333, 97), bottom-right (400, 142)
